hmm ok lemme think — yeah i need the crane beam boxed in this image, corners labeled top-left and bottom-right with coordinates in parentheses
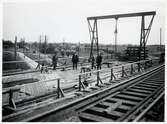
top-left (87, 11), bottom-right (156, 20)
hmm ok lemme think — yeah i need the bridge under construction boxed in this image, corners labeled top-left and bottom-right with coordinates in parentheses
top-left (2, 11), bottom-right (165, 122)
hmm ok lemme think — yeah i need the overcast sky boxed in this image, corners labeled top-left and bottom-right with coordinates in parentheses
top-left (3, 0), bottom-right (166, 45)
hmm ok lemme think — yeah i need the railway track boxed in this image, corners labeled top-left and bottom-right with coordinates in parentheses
top-left (79, 65), bottom-right (164, 122)
top-left (3, 64), bottom-right (164, 122)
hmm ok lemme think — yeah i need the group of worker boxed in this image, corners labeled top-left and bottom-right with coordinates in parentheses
top-left (52, 52), bottom-right (103, 70)
top-left (39, 50), bottom-right (165, 73)
top-left (90, 54), bottom-right (102, 70)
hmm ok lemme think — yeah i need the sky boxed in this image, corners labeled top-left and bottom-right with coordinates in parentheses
top-left (3, 0), bottom-right (166, 45)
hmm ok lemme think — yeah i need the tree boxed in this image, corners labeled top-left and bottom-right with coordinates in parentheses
top-left (3, 40), bottom-right (14, 48)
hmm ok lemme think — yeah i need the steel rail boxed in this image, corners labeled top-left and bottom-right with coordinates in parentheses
top-left (118, 81), bottom-right (164, 121)
top-left (79, 65), bottom-right (164, 122)
top-left (133, 91), bottom-right (164, 122)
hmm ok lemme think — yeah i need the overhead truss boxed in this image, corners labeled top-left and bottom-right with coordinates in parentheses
top-left (87, 11), bottom-right (156, 60)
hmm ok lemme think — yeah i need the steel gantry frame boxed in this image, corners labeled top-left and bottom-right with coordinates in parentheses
top-left (87, 11), bottom-right (156, 60)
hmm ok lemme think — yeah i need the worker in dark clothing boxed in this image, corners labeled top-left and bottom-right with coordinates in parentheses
top-left (41, 63), bottom-right (45, 73)
top-left (72, 54), bottom-right (74, 69)
top-left (96, 54), bottom-right (102, 70)
top-left (72, 53), bottom-right (79, 70)
top-left (76, 54), bottom-right (79, 69)
top-left (91, 56), bottom-right (95, 69)
top-left (52, 54), bottom-right (58, 70)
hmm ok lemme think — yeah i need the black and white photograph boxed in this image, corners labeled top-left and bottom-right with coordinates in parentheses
top-left (1, 0), bottom-right (166, 122)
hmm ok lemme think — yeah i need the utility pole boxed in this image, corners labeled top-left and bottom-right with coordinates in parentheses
top-left (107, 47), bottom-right (108, 59)
top-left (39, 35), bottom-right (41, 60)
top-left (78, 42), bottom-right (80, 56)
top-left (36, 35), bottom-right (41, 69)
top-left (160, 28), bottom-right (162, 51)
top-left (22, 38), bottom-right (25, 58)
top-left (114, 18), bottom-right (118, 56)
top-left (14, 36), bottom-right (17, 60)
top-left (44, 35), bottom-right (47, 56)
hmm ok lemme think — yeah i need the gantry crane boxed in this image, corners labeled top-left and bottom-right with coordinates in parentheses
top-left (87, 11), bottom-right (156, 60)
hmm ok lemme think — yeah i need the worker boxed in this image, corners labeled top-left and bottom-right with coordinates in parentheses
top-left (61, 49), bottom-right (65, 57)
top-left (96, 54), bottom-right (102, 70)
top-left (52, 53), bottom-right (58, 70)
top-left (40, 63), bottom-right (49, 73)
top-left (72, 53), bottom-right (79, 70)
top-left (41, 63), bottom-right (45, 73)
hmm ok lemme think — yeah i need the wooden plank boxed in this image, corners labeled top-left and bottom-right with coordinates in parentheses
top-left (98, 101), bottom-right (114, 107)
top-left (82, 88), bottom-right (92, 93)
top-left (121, 91), bottom-right (148, 97)
top-left (136, 83), bottom-right (158, 88)
top-left (89, 106), bottom-right (123, 117)
top-left (103, 101), bottom-right (122, 113)
top-left (118, 105), bottom-right (131, 111)
top-left (143, 80), bottom-right (164, 83)
top-left (79, 112), bottom-right (113, 122)
top-left (127, 88), bottom-right (152, 94)
top-left (101, 102), bottom-right (131, 111)
top-left (105, 99), bottom-right (117, 103)
top-left (145, 79), bottom-right (165, 83)
top-left (139, 82), bottom-right (161, 86)
top-left (75, 92), bottom-right (84, 96)
top-left (115, 94), bottom-right (143, 101)
top-left (133, 86), bottom-right (155, 91)
top-left (104, 82), bottom-right (111, 85)
top-left (101, 101), bottom-right (131, 110)
top-left (108, 98), bottom-right (138, 106)
top-left (97, 84), bottom-right (106, 87)
top-left (107, 111), bottom-right (124, 118)
top-left (89, 86), bottom-right (99, 90)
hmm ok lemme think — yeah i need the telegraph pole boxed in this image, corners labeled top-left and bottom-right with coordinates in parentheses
top-left (22, 38), bottom-right (25, 58)
top-left (44, 35), bottom-right (47, 56)
top-left (114, 18), bottom-right (118, 56)
top-left (36, 35), bottom-right (41, 69)
top-left (160, 28), bottom-right (162, 51)
top-left (39, 35), bottom-right (41, 60)
top-left (14, 36), bottom-right (17, 60)
top-left (78, 42), bottom-right (80, 56)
